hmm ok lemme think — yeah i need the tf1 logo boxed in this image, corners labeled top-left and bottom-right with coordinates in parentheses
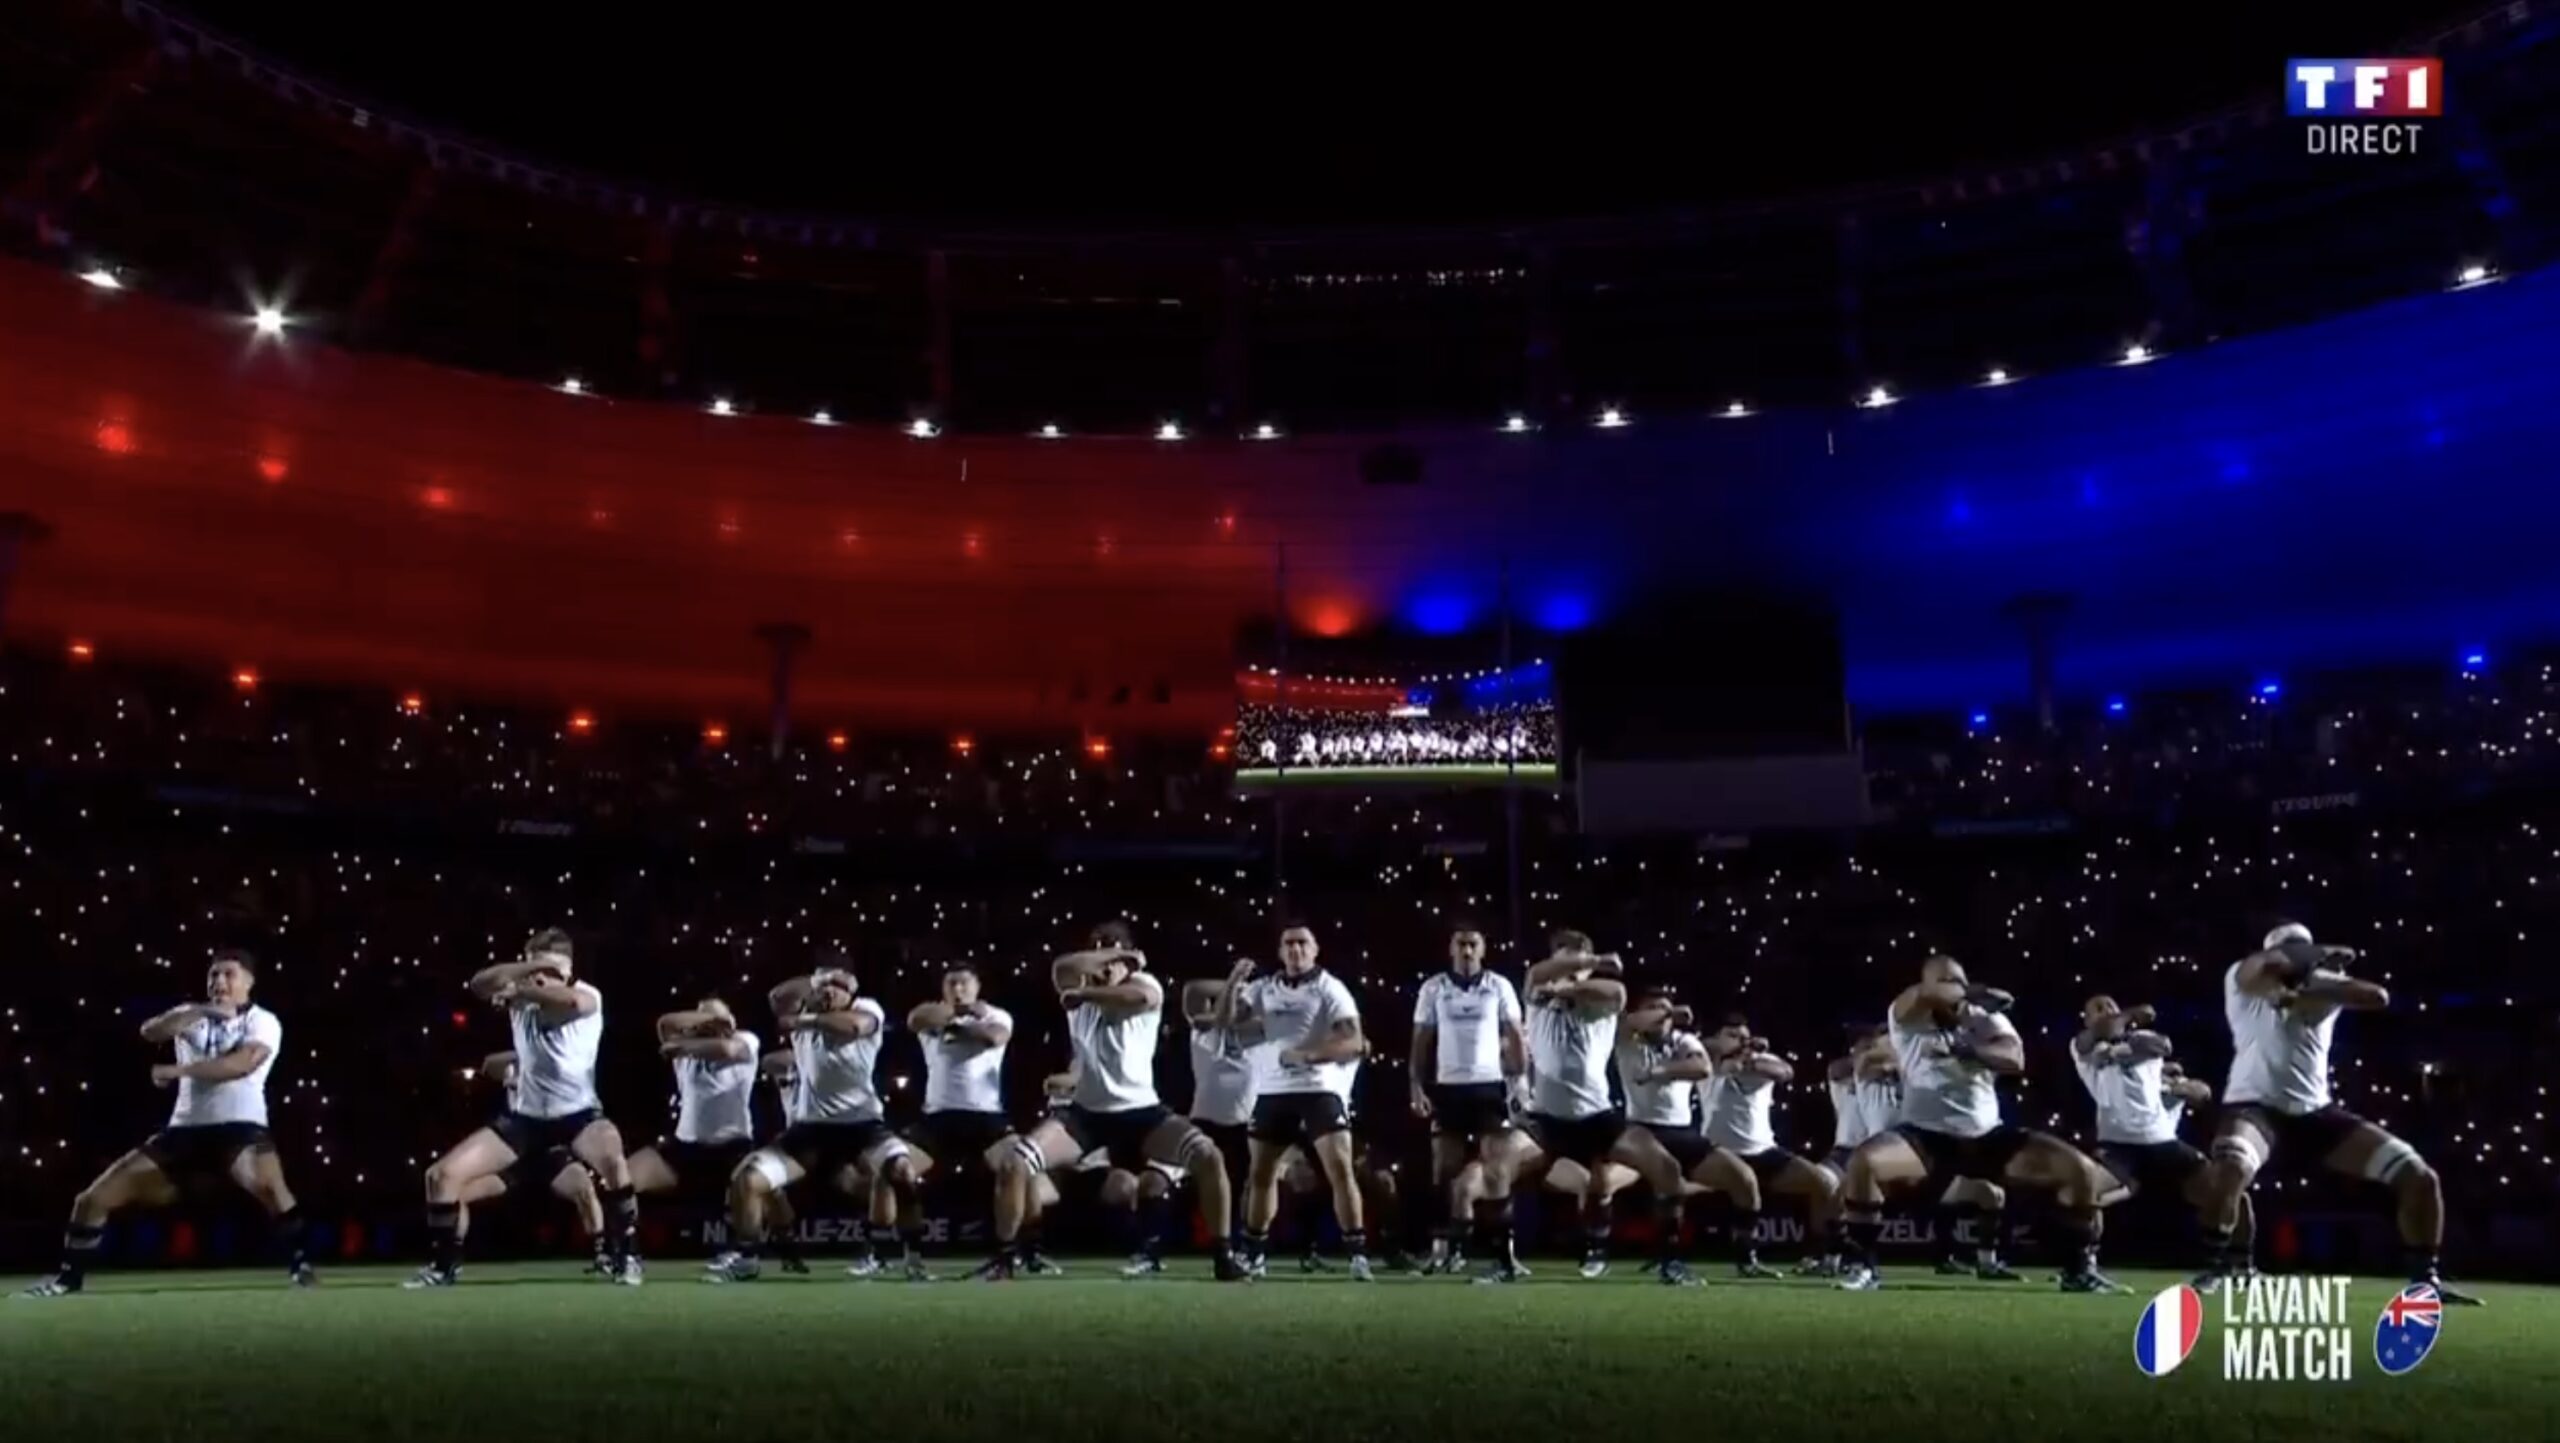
top-left (2286, 59), bottom-right (2442, 117)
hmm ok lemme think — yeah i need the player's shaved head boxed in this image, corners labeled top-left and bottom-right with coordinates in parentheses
top-left (1921, 955), bottom-right (1967, 985)
top-left (2082, 994), bottom-right (2121, 1022)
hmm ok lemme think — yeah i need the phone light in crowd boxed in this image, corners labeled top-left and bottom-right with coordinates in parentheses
top-left (1596, 408), bottom-right (1628, 429)
top-left (1725, 400), bottom-right (1751, 417)
top-left (2120, 343), bottom-right (2154, 366)
top-left (708, 398), bottom-right (736, 417)
top-left (67, 639), bottom-right (95, 663)
top-left (906, 418), bottom-right (939, 438)
top-left (566, 710), bottom-right (595, 736)
top-left (1501, 414), bottom-right (1531, 434)
top-left (1984, 367), bottom-right (2013, 386)
top-left (1156, 421), bottom-right (1184, 441)
top-left (826, 731), bottom-right (850, 753)
top-left (1037, 423), bottom-right (1063, 439)
top-left (1861, 384), bottom-right (1896, 409)
top-left (1252, 422), bottom-right (1281, 440)
top-left (558, 376), bottom-right (584, 395)
top-left (2106, 697), bottom-right (2128, 715)
top-left (250, 306), bottom-right (288, 337)
top-left (79, 267), bottom-right (122, 291)
top-left (231, 667), bottom-right (259, 694)
top-left (951, 734), bottom-right (976, 759)
top-left (702, 721), bottom-right (729, 748)
top-left (809, 409), bottom-right (836, 426)
top-left (399, 692), bottom-right (424, 716)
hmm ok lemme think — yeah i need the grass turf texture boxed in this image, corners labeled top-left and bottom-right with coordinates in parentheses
top-left (3, 1264), bottom-right (2547, 1443)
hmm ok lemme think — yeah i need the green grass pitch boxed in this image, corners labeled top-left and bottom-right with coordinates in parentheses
top-left (2, 1264), bottom-right (2548, 1443)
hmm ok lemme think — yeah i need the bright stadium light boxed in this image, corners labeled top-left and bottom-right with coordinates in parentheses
top-left (2120, 343), bottom-right (2154, 366)
top-left (558, 376), bottom-right (585, 395)
top-left (1596, 408), bottom-right (1628, 429)
top-left (1501, 414), bottom-right (1531, 433)
top-left (1724, 400), bottom-right (1750, 417)
top-left (907, 418), bottom-right (940, 438)
top-left (709, 398), bottom-right (737, 417)
top-left (1861, 384), bottom-right (1896, 409)
top-left (1157, 421), bottom-right (1184, 441)
top-left (2451, 262), bottom-right (2498, 290)
top-left (1251, 422), bottom-right (1280, 440)
top-left (251, 306), bottom-right (289, 337)
top-left (1984, 367), bottom-right (2013, 386)
top-left (79, 267), bottom-right (122, 291)
top-left (1037, 423), bottom-right (1063, 439)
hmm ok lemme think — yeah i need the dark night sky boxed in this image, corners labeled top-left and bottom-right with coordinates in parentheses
top-left (177, 1), bottom-right (2469, 227)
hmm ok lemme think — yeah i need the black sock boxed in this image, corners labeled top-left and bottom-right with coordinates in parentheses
top-left (900, 1220), bottom-right (926, 1262)
top-left (763, 1225), bottom-right (800, 1263)
top-left (737, 1236), bottom-right (764, 1261)
top-left (1138, 1192), bottom-right (1172, 1262)
top-left (1583, 1211), bottom-right (1612, 1261)
top-left (426, 1201), bottom-right (463, 1275)
top-left (272, 1206), bottom-right (308, 1273)
top-left (1471, 1198), bottom-right (1516, 1266)
top-left (1243, 1228), bottom-right (1269, 1264)
top-left (2054, 1213), bottom-right (2100, 1279)
top-left (1292, 1191), bottom-right (1329, 1255)
top-left (1342, 1228), bottom-right (1368, 1259)
top-left (591, 1230), bottom-right (611, 1268)
top-left (58, 1221), bottom-right (103, 1285)
top-left (602, 1186), bottom-right (638, 1266)
top-left (1652, 1199), bottom-right (1684, 1268)
top-left (2201, 1222), bottom-right (2234, 1273)
top-left (1019, 1216), bottom-right (1044, 1259)
top-left (1844, 1207), bottom-right (1884, 1268)
top-left (2404, 1244), bottom-right (2441, 1282)
top-left (1978, 1203), bottom-right (2011, 1264)
top-left (1936, 1204), bottom-right (1968, 1264)
top-left (1729, 1207), bottom-right (1763, 1265)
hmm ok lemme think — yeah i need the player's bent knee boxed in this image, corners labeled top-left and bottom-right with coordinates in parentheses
top-left (2362, 1137), bottom-right (2430, 1189)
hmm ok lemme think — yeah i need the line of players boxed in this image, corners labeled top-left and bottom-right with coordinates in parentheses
top-left (15, 919), bottom-right (2484, 1303)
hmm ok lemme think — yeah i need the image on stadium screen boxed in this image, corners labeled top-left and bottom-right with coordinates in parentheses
top-left (1, 5), bottom-right (2552, 1442)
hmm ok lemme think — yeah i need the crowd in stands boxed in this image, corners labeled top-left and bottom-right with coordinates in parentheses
top-left (1, 647), bottom-right (2554, 1265)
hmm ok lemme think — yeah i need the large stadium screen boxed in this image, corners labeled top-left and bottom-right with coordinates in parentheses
top-left (1231, 660), bottom-right (1558, 787)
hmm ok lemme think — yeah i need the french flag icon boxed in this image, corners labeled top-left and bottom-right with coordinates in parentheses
top-left (2135, 1284), bottom-right (2205, 1377)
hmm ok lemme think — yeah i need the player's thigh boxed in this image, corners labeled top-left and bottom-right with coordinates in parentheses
top-left (456, 1172), bottom-right (513, 1206)
top-left (1593, 1162), bottom-right (1639, 1201)
top-left (430, 1128), bottom-right (521, 1191)
top-left (1309, 1131), bottom-right (1360, 1183)
top-left (551, 1162), bottom-right (600, 1204)
top-left (82, 1147), bottom-right (181, 1211)
top-left (225, 1139), bottom-right (293, 1206)
top-left (625, 1147), bottom-right (679, 1194)
top-left (1430, 1133), bottom-right (1467, 1180)
top-left (1943, 1176), bottom-right (2004, 1207)
top-left (1099, 1170), bottom-right (1140, 1208)
top-left (1484, 1131), bottom-right (1537, 1186)
top-left (976, 1133), bottom-right (1020, 1174)
top-left (1692, 1148), bottom-right (1758, 1205)
top-left (1022, 1118), bottom-right (1086, 1172)
top-left (1770, 1155), bottom-right (1836, 1200)
top-left (1141, 1115), bottom-right (1215, 1171)
top-left (734, 1146), bottom-right (807, 1195)
top-left (2001, 1131), bottom-right (2101, 1194)
top-left (1851, 1132), bottom-right (1929, 1190)
top-left (2315, 1118), bottom-right (2418, 1182)
top-left (2212, 1110), bottom-right (2278, 1179)
top-left (568, 1118), bottom-right (629, 1172)
top-left (1543, 1157), bottom-right (1590, 1195)
top-left (1246, 1136), bottom-right (1295, 1187)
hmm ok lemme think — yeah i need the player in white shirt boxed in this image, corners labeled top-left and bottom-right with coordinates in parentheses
top-left (449, 1049), bottom-right (610, 1274)
top-left (626, 996), bottom-right (760, 1208)
top-left (1516, 930), bottom-right (1698, 1286)
top-left (412, 928), bottom-right (641, 1288)
top-left (1409, 923), bottom-right (1529, 1275)
top-left (1693, 1016), bottom-right (1841, 1278)
top-left (984, 920), bottom-right (1246, 1281)
top-left (1226, 923), bottom-right (1373, 1280)
top-left (2198, 924), bottom-right (2478, 1303)
top-left (1834, 956), bottom-right (2117, 1294)
top-left (905, 965), bottom-right (1018, 1264)
top-left (709, 952), bottom-right (926, 1282)
top-left (24, 949), bottom-right (311, 1297)
top-left (1180, 974), bottom-right (1263, 1264)
top-left (2072, 996), bottom-right (2260, 1283)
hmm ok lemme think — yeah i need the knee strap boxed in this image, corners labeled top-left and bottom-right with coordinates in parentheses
top-left (1009, 1136), bottom-right (1051, 1176)
top-left (745, 1149), bottom-right (793, 1190)
top-left (2363, 1137), bottom-right (2423, 1184)
top-left (2212, 1132), bottom-right (2266, 1174)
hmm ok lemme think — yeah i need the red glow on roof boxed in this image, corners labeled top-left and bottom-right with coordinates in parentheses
top-left (95, 421), bottom-right (134, 455)
top-left (256, 454), bottom-right (288, 484)
top-left (826, 730), bottom-right (850, 752)
top-left (702, 721), bottom-right (729, 747)
top-left (421, 485), bottom-right (454, 510)
top-left (951, 734), bottom-right (976, 757)
top-left (1084, 735), bottom-right (1112, 760)
top-left (566, 710), bottom-right (595, 735)
top-left (399, 692), bottom-right (424, 714)
top-left (67, 639), bottom-right (95, 662)
top-left (231, 667), bottom-right (259, 692)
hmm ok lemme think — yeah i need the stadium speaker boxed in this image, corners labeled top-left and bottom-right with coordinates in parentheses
top-left (1359, 442), bottom-right (1425, 487)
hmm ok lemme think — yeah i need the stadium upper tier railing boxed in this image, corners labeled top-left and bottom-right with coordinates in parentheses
top-left (2, 2), bottom-right (2556, 431)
